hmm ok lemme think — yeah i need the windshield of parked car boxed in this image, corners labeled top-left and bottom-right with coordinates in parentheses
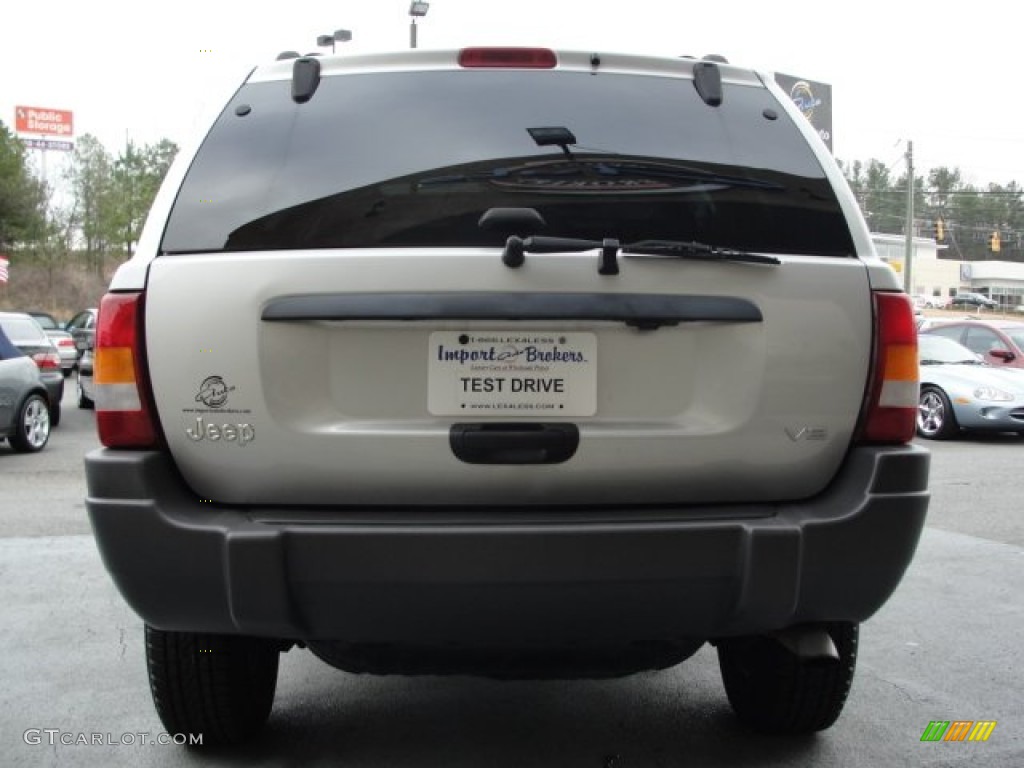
top-left (161, 69), bottom-right (854, 257)
top-left (919, 335), bottom-right (985, 365)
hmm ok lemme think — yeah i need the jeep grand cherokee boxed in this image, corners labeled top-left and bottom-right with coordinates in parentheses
top-left (85, 47), bottom-right (930, 745)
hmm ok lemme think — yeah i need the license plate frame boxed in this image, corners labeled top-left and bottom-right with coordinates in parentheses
top-left (428, 331), bottom-right (597, 417)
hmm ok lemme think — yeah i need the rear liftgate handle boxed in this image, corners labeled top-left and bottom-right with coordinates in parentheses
top-left (450, 423), bottom-right (579, 465)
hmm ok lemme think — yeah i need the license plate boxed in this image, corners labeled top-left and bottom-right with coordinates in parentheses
top-left (428, 331), bottom-right (597, 417)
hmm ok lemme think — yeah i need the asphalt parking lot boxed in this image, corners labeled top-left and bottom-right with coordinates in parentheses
top-left (0, 386), bottom-right (1021, 767)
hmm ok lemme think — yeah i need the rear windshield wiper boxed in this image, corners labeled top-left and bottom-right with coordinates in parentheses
top-left (502, 235), bottom-right (781, 272)
top-left (622, 239), bottom-right (781, 266)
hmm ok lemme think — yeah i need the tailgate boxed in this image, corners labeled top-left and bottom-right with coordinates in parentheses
top-left (145, 249), bottom-right (872, 506)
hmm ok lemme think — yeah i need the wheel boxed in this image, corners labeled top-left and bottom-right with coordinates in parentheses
top-left (76, 369), bottom-right (94, 409)
top-left (917, 387), bottom-right (958, 440)
top-left (8, 394), bottom-right (51, 453)
top-left (145, 626), bottom-right (280, 747)
top-left (717, 622), bottom-right (858, 734)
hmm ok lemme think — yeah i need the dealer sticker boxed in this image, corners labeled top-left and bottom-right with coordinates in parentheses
top-left (428, 331), bottom-right (597, 416)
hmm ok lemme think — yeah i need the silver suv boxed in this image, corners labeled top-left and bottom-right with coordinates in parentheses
top-left (85, 47), bottom-right (930, 745)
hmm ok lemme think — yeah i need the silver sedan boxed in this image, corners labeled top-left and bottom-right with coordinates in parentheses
top-left (917, 334), bottom-right (1024, 439)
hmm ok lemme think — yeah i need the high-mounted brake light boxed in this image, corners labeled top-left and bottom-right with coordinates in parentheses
top-left (458, 47), bottom-right (557, 69)
top-left (94, 292), bottom-right (160, 448)
top-left (858, 292), bottom-right (919, 444)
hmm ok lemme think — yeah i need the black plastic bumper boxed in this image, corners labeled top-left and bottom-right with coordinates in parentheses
top-left (85, 445), bottom-right (929, 646)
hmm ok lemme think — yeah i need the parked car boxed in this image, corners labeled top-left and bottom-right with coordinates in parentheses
top-left (25, 310), bottom-right (77, 375)
top-left (922, 295), bottom-right (950, 309)
top-left (0, 324), bottom-right (51, 452)
top-left (64, 307), bottom-right (98, 363)
top-left (949, 292), bottom-right (999, 310)
top-left (922, 319), bottom-right (1024, 369)
top-left (85, 47), bottom-right (930, 744)
top-left (0, 312), bottom-right (63, 427)
top-left (910, 294), bottom-right (947, 310)
top-left (76, 347), bottom-right (94, 409)
top-left (917, 334), bottom-right (1024, 439)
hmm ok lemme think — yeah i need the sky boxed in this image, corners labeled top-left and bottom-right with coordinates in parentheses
top-left (3, 0), bottom-right (1023, 189)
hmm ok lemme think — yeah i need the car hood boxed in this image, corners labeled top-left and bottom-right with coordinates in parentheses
top-left (921, 362), bottom-right (1024, 394)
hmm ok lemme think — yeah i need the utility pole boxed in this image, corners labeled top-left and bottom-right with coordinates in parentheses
top-left (903, 141), bottom-right (914, 293)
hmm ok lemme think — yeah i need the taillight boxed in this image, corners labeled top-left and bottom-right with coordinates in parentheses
top-left (95, 292), bottom-right (159, 448)
top-left (458, 47), bottom-right (557, 69)
top-left (857, 292), bottom-right (919, 444)
top-left (57, 338), bottom-right (75, 348)
top-left (32, 350), bottom-right (61, 371)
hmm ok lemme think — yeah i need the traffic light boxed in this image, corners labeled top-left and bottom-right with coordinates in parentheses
top-left (935, 218), bottom-right (945, 241)
top-left (990, 231), bottom-right (1001, 253)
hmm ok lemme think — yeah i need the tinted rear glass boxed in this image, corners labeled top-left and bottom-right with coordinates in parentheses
top-left (0, 316), bottom-right (47, 343)
top-left (162, 68), bottom-right (854, 256)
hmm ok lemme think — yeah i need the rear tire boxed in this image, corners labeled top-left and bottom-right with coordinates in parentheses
top-left (76, 369), bottom-right (94, 409)
top-left (145, 626), bottom-right (280, 747)
top-left (717, 622), bottom-right (858, 734)
top-left (9, 394), bottom-right (50, 453)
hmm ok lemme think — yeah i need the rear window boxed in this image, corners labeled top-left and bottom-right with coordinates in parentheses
top-left (0, 327), bottom-right (24, 361)
top-left (161, 69), bottom-right (854, 256)
top-left (0, 316), bottom-right (47, 344)
top-left (29, 313), bottom-right (58, 330)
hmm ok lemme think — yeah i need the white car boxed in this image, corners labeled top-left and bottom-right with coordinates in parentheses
top-left (85, 47), bottom-right (930, 745)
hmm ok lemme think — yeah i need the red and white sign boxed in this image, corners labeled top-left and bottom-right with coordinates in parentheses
top-left (15, 106), bottom-right (74, 137)
top-left (0, 256), bottom-right (9, 284)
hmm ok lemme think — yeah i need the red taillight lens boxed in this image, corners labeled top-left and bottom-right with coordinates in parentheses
top-left (57, 338), bottom-right (75, 348)
top-left (458, 47), bottom-right (557, 69)
top-left (32, 351), bottom-right (61, 370)
top-left (858, 292), bottom-right (919, 444)
top-left (95, 292), bottom-right (159, 448)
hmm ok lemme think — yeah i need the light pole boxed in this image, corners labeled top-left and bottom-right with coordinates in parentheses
top-left (317, 28), bottom-right (353, 54)
top-left (409, 2), bottom-right (429, 49)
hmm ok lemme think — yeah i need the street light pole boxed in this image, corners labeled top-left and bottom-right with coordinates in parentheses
top-left (409, 2), bottom-right (429, 48)
top-left (317, 28), bottom-right (352, 54)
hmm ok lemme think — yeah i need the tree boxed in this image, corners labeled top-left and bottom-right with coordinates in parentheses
top-left (840, 157), bottom-right (1024, 263)
top-left (108, 138), bottom-right (177, 258)
top-left (0, 121), bottom-right (46, 251)
top-left (842, 158), bottom-right (905, 235)
top-left (64, 134), bottom-right (116, 276)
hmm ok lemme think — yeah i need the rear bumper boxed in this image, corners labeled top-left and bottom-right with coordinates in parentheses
top-left (41, 374), bottom-right (64, 409)
top-left (85, 445), bottom-right (929, 646)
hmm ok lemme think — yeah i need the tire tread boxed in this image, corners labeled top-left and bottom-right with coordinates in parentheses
top-left (718, 622), bottom-right (858, 734)
top-left (145, 626), bottom-right (279, 747)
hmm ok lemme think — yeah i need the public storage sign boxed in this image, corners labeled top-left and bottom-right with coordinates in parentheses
top-left (428, 331), bottom-right (597, 416)
top-left (15, 106), bottom-right (74, 137)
